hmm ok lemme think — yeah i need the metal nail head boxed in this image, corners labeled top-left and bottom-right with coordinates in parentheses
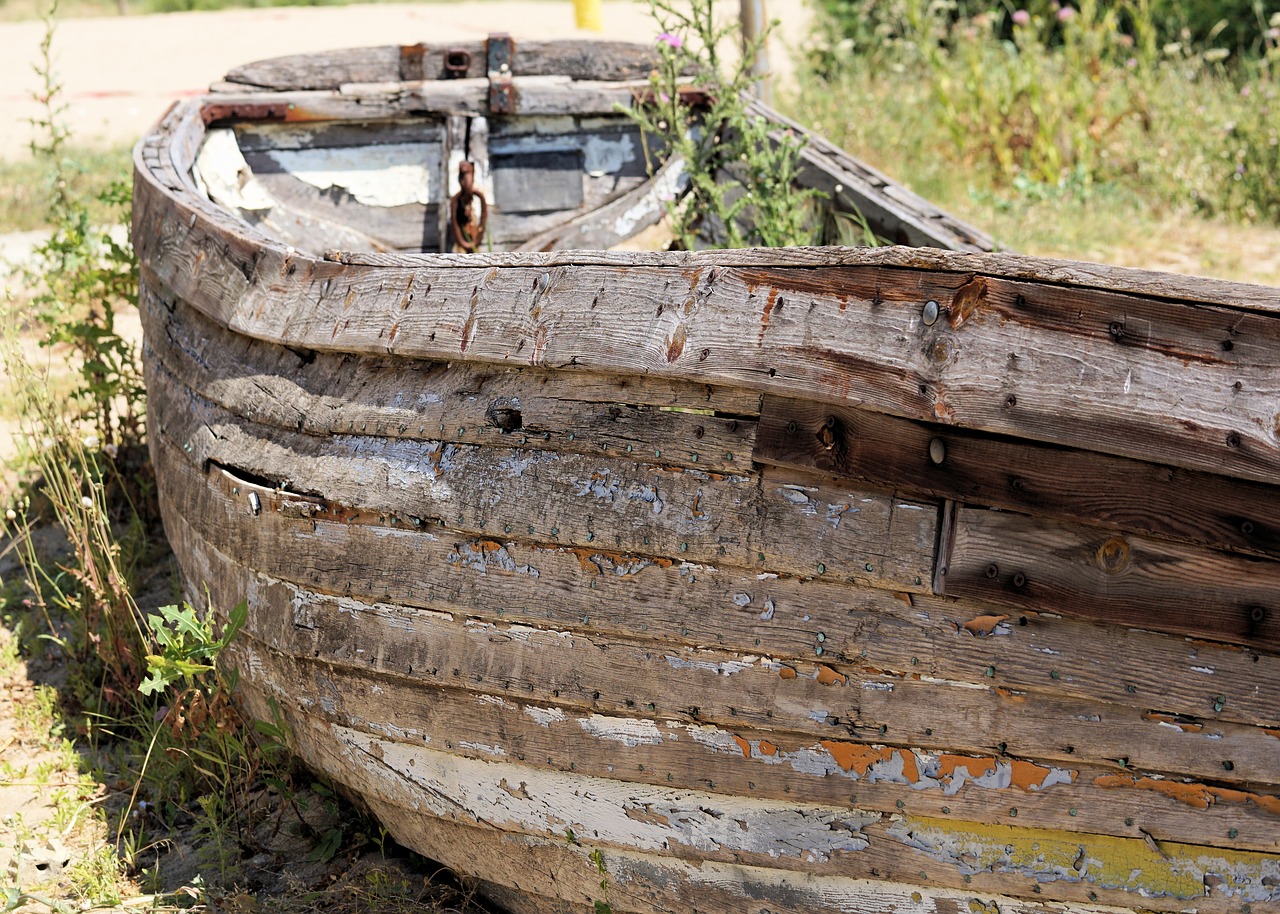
top-left (923, 300), bottom-right (940, 326)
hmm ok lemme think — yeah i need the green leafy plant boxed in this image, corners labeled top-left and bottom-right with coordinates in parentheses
top-left (139, 600), bottom-right (246, 696)
top-left (626, 0), bottom-right (825, 249)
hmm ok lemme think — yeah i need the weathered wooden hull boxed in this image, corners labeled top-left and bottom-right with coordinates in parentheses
top-left (136, 40), bottom-right (1280, 914)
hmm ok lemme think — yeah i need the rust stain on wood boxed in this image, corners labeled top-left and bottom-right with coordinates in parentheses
top-left (946, 275), bottom-right (987, 330)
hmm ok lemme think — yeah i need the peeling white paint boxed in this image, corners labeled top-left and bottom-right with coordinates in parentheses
top-left (266, 144), bottom-right (435, 207)
top-left (579, 715), bottom-right (664, 747)
top-left (459, 740), bottom-right (507, 757)
top-left (613, 158), bottom-right (688, 236)
top-left (337, 727), bottom-right (876, 862)
top-left (523, 706), bottom-right (568, 728)
top-left (663, 653), bottom-right (757, 676)
top-left (194, 128), bottom-right (275, 212)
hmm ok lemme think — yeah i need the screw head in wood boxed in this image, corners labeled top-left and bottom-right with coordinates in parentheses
top-left (922, 300), bottom-right (940, 326)
top-left (928, 437), bottom-right (946, 465)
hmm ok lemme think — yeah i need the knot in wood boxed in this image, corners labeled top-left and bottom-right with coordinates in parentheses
top-left (816, 416), bottom-right (838, 450)
top-left (1095, 536), bottom-right (1131, 575)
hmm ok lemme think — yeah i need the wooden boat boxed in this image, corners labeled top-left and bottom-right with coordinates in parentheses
top-left (134, 37), bottom-right (1280, 914)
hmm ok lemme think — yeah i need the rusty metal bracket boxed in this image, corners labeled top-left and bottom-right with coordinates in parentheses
top-left (487, 32), bottom-right (516, 115)
top-left (448, 160), bottom-right (489, 253)
top-left (444, 48), bottom-right (472, 79)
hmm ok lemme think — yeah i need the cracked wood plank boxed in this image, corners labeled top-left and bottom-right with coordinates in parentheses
top-left (147, 358), bottom-right (937, 590)
top-left (142, 287), bottom-right (762, 474)
top-left (239, 690), bottom-right (1280, 913)
top-left (149, 417), bottom-right (1280, 733)
top-left (157, 466), bottom-right (1280, 787)
top-left (134, 130), bottom-right (1280, 485)
top-left (229, 642), bottom-right (1280, 854)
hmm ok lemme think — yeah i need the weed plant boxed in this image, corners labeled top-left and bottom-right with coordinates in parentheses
top-left (625, 0), bottom-right (825, 248)
top-left (798, 0), bottom-right (1280, 237)
top-left (1, 4), bottom-right (318, 908)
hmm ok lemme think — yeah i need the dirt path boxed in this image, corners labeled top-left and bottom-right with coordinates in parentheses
top-left (0, 0), bottom-right (811, 161)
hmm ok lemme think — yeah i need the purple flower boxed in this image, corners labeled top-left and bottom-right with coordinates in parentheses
top-left (657, 31), bottom-right (683, 49)
top-left (1012, 9), bottom-right (1030, 25)
top-left (1056, 6), bottom-right (1075, 21)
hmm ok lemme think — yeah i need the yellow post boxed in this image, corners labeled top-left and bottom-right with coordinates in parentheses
top-left (574, 0), bottom-right (602, 31)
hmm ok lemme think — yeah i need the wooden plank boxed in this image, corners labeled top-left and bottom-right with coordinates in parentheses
top-left (146, 361), bottom-right (937, 591)
top-left (148, 419), bottom-right (1280, 730)
top-left (142, 293), bottom-right (761, 475)
top-left (755, 395), bottom-right (1280, 559)
top-left (157, 458), bottom-right (1280, 785)
top-left (515, 155), bottom-right (686, 252)
top-left (228, 643), bottom-right (1280, 854)
top-left (222, 40), bottom-right (665, 90)
top-left (224, 685), bottom-right (1280, 913)
top-left (944, 506), bottom-right (1280, 650)
top-left (132, 139), bottom-right (1280, 486)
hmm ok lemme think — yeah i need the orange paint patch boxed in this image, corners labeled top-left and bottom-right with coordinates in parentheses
top-left (759, 741), bottom-right (778, 757)
top-left (994, 688), bottom-right (1027, 702)
top-left (732, 735), bottom-right (752, 760)
top-left (821, 741), bottom-right (894, 776)
top-left (1094, 775), bottom-right (1280, 816)
top-left (1009, 759), bottom-right (1062, 791)
top-left (1141, 711), bottom-right (1203, 733)
top-left (938, 754), bottom-right (998, 781)
top-left (815, 665), bottom-right (847, 686)
top-left (1264, 729), bottom-right (1280, 740)
top-left (963, 614), bottom-right (1009, 635)
top-left (778, 666), bottom-right (797, 680)
top-left (898, 750), bottom-right (921, 784)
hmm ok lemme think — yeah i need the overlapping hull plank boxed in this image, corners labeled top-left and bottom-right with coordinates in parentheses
top-left (136, 38), bottom-right (1280, 914)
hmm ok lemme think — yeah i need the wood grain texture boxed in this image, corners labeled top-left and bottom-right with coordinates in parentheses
top-left (229, 643), bottom-right (1280, 854)
top-left (944, 505), bottom-right (1280, 651)
top-left (219, 662), bottom-right (1280, 914)
top-left (134, 122), bottom-right (1280, 486)
top-left (149, 419), bottom-right (1280, 731)
top-left (154, 437), bottom-right (1280, 790)
top-left (755, 395), bottom-right (1280, 559)
top-left (133, 60), bottom-right (1280, 914)
top-left (147, 356), bottom-right (938, 592)
top-left (142, 285), bottom-right (762, 473)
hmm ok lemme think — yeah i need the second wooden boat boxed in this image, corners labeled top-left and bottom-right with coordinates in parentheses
top-left (135, 36), bottom-right (1280, 914)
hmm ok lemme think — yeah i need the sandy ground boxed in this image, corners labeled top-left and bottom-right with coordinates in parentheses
top-left (0, 0), bottom-right (810, 161)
